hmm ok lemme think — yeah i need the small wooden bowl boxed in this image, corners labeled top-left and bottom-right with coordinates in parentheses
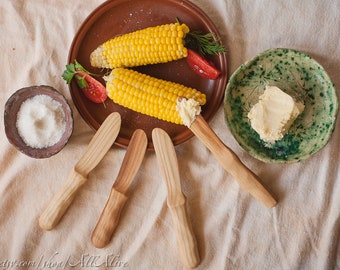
top-left (4, 85), bottom-right (73, 158)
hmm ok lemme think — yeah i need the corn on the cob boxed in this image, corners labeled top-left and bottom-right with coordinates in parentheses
top-left (105, 68), bottom-right (206, 125)
top-left (90, 23), bottom-right (190, 69)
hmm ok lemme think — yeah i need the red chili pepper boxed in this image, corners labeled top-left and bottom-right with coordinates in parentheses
top-left (186, 49), bottom-right (221, 80)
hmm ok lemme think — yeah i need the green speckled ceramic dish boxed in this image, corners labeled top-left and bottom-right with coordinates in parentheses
top-left (224, 48), bottom-right (338, 163)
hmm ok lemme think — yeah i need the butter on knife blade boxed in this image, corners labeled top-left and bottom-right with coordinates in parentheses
top-left (39, 112), bottom-right (122, 231)
top-left (176, 98), bottom-right (277, 208)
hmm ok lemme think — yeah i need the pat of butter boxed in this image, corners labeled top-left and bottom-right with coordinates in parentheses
top-left (176, 98), bottom-right (201, 127)
top-left (248, 86), bottom-right (305, 143)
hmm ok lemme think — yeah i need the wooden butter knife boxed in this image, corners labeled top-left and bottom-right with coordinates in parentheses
top-left (190, 114), bottom-right (277, 208)
top-left (152, 128), bottom-right (200, 269)
top-left (39, 112), bottom-right (121, 230)
top-left (91, 129), bottom-right (147, 248)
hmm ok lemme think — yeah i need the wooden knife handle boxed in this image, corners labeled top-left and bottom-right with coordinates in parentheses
top-left (39, 168), bottom-right (87, 230)
top-left (191, 115), bottom-right (277, 208)
top-left (169, 200), bottom-right (200, 269)
top-left (91, 189), bottom-right (127, 248)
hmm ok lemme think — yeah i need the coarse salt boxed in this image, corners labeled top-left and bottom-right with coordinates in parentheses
top-left (16, 94), bottom-right (66, 149)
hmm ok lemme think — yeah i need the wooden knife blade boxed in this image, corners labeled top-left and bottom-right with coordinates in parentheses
top-left (91, 129), bottom-right (147, 248)
top-left (39, 112), bottom-right (121, 230)
top-left (190, 114), bottom-right (277, 208)
top-left (152, 128), bottom-right (200, 269)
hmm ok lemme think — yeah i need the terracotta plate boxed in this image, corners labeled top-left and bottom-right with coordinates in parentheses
top-left (4, 86), bottom-right (74, 159)
top-left (68, 0), bottom-right (228, 150)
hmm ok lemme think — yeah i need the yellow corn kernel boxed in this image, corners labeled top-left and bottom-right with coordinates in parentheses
top-left (90, 23), bottom-right (189, 69)
top-left (104, 68), bottom-right (206, 125)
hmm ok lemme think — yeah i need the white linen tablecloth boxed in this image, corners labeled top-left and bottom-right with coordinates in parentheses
top-left (0, 0), bottom-right (339, 269)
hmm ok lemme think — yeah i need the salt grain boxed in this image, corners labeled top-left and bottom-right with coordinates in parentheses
top-left (16, 94), bottom-right (66, 149)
